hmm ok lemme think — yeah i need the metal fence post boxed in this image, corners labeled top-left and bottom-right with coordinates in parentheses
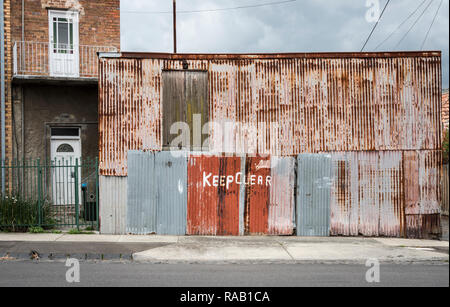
top-left (37, 159), bottom-right (43, 227)
top-left (74, 158), bottom-right (80, 230)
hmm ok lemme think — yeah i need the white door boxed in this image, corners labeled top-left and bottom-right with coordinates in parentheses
top-left (49, 10), bottom-right (79, 77)
top-left (51, 139), bottom-right (81, 205)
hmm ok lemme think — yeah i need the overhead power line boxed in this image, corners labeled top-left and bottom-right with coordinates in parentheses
top-left (360, 0), bottom-right (391, 52)
top-left (374, 0), bottom-right (428, 51)
top-left (394, 0), bottom-right (435, 49)
top-left (122, 0), bottom-right (297, 15)
top-left (421, 0), bottom-right (443, 50)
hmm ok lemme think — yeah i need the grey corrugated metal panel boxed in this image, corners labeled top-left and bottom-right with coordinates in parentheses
top-left (269, 156), bottom-right (296, 235)
top-left (127, 151), bottom-right (157, 235)
top-left (99, 176), bottom-right (127, 235)
top-left (155, 151), bottom-right (188, 235)
top-left (296, 154), bottom-right (332, 236)
top-left (99, 55), bottom-right (442, 176)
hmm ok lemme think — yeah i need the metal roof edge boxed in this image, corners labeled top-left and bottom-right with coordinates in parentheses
top-left (107, 50), bottom-right (442, 60)
top-left (98, 52), bottom-right (122, 58)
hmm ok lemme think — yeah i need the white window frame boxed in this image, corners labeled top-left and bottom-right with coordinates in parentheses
top-left (48, 10), bottom-right (80, 77)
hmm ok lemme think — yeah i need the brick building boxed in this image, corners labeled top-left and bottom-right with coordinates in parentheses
top-left (443, 89), bottom-right (449, 134)
top-left (3, 0), bottom-right (119, 164)
top-left (1, 0), bottom-right (119, 203)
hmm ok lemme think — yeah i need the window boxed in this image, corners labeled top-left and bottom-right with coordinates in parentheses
top-left (51, 13), bottom-right (75, 54)
top-left (51, 127), bottom-right (80, 137)
top-left (57, 144), bottom-right (75, 153)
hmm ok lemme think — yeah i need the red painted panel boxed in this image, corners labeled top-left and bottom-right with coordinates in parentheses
top-left (217, 157), bottom-right (241, 236)
top-left (187, 155), bottom-right (240, 236)
top-left (245, 156), bottom-right (271, 235)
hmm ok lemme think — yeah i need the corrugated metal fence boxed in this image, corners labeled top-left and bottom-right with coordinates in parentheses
top-left (442, 164), bottom-right (449, 216)
top-left (127, 151), bottom-right (187, 235)
top-left (102, 150), bottom-right (442, 238)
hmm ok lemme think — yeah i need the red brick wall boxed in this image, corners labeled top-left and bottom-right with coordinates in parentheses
top-left (443, 91), bottom-right (449, 134)
top-left (11, 0), bottom-right (120, 49)
top-left (2, 0), bottom-right (13, 165)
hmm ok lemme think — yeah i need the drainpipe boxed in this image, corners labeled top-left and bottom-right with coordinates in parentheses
top-left (21, 0), bottom-right (24, 42)
top-left (1, 0), bottom-right (6, 194)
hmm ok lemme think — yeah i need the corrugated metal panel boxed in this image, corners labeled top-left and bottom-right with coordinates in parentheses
top-left (406, 214), bottom-right (441, 239)
top-left (358, 152), bottom-right (381, 237)
top-left (99, 54), bottom-right (442, 176)
top-left (330, 152), bottom-right (359, 236)
top-left (127, 151), bottom-right (156, 235)
top-left (99, 59), bottom-right (163, 176)
top-left (442, 164), bottom-right (449, 216)
top-left (245, 156), bottom-right (271, 234)
top-left (330, 152), bottom-right (405, 237)
top-left (404, 150), bottom-right (442, 239)
top-left (99, 176), bottom-right (127, 235)
top-left (155, 152), bottom-right (188, 235)
top-left (378, 151), bottom-right (404, 237)
top-left (268, 157), bottom-right (296, 235)
top-left (418, 150), bottom-right (442, 215)
top-left (296, 154), bottom-right (332, 236)
top-left (187, 155), bottom-right (241, 236)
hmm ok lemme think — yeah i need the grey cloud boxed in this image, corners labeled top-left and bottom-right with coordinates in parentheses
top-left (121, 0), bottom-right (449, 87)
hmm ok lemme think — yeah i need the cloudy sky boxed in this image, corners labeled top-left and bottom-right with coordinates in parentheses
top-left (120, 0), bottom-right (449, 88)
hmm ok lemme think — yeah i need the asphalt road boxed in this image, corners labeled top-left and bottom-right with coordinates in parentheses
top-left (0, 261), bottom-right (448, 287)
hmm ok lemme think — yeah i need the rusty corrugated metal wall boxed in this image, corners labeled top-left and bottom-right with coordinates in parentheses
top-left (99, 53), bottom-right (442, 177)
top-left (99, 52), bottom-right (442, 238)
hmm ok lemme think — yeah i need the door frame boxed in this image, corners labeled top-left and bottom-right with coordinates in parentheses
top-left (162, 70), bottom-right (209, 151)
top-left (50, 131), bottom-right (82, 206)
top-left (48, 9), bottom-right (80, 77)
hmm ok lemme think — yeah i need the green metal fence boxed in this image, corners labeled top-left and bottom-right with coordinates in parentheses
top-left (0, 157), bottom-right (99, 231)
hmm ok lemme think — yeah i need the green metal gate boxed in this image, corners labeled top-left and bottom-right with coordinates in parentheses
top-left (0, 157), bottom-right (99, 231)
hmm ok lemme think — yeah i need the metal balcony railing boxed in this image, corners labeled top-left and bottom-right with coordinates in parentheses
top-left (13, 41), bottom-right (117, 79)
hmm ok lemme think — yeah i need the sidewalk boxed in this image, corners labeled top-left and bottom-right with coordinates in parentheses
top-left (0, 233), bottom-right (448, 264)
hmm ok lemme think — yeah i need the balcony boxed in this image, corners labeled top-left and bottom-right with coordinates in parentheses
top-left (13, 41), bottom-right (117, 81)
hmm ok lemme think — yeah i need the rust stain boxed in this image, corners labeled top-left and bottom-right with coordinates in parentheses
top-left (245, 156), bottom-right (271, 235)
top-left (331, 152), bottom-right (406, 238)
top-left (98, 52), bottom-right (442, 239)
top-left (98, 54), bottom-right (441, 176)
top-left (187, 155), bottom-right (240, 236)
top-left (406, 214), bottom-right (441, 239)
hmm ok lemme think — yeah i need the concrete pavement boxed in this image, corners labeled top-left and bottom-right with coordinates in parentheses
top-left (0, 233), bottom-right (448, 264)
